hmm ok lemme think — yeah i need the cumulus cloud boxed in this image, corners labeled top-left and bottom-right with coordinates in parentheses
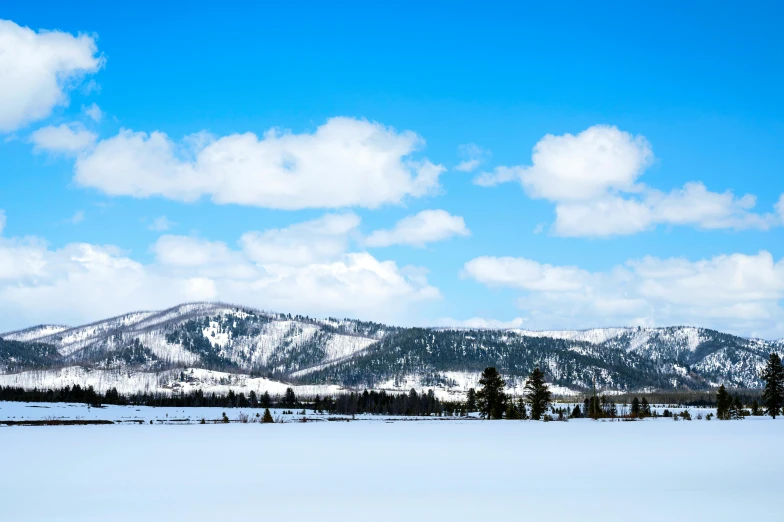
top-left (553, 183), bottom-right (779, 237)
top-left (0, 214), bottom-right (439, 331)
top-left (30, 123), bottom-right (96, 154)
top-left (476, 126), bottom-right (652, 199)
top-left (240, 213), bottom-right (360, 266)
top-left (0, 19), bottom-right (103, 132)
top-left (475, 125), bottom-right (779, 237)
top-left (455, 143), bottom-right (489, 172)
top-left (73, 117), bottom-right (445, 210)
top-left (463, 251), bottom-right (784, 338)
top-left (365, 210), bottom-right (470, 248)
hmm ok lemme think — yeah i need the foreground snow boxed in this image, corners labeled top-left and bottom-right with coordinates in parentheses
top-left (1, 406), bottom-right (781, 522)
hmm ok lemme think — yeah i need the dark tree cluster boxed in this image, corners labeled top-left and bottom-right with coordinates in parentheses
top-left (0, 384), bottom-right (105, 407)
top-left (330, 388), bottom-right (444, 416)
top-left (0, 385), bottom-right (291, 409)
top-left (715, 385), bottom-right (751, 420)
top-left (0, 338), bottom-right (62, 373)
top-left (474, 366), bottom-right (552, 420)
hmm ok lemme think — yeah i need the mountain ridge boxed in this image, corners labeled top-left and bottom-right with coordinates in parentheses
top-left (1, 302), bottom-right (781, 398)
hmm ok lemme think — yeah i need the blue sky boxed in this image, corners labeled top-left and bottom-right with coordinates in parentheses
top-left (1, 2), bottom-right (783, 337)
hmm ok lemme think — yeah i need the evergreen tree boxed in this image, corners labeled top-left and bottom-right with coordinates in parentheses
top-left (476, 367), bottom-right (507, 420)
top-left (588, 381), bottom-right (602, 420)
top-left (283, 387), bottom-right (297, 408)
top-left (716, 385), bottom-right (732, 420)
top-left (641, 397), bottom-right (651, 417)
top-left (261, 408), bottom-right (274, 423)
top-left (761, 352), bottom-right (784, 419)
top-left (261, 391), bottom-right (271, 408)
top-left (571, 404), bottom-right (582, 418)
top-left (466, 388), bottom-right (477, 412)
top-left (505, 400), bottom-right (520, 420)
top-left (518, 397), bottom-right (528, 420)
top-left (731, 396), bottom-right (745, 419)
top-left (728, 396), bottom-right (740, 420)
top-left (631, 397), bottom-right (641, 418)
top-left (751, 399), bottom-right (761, 416)
top-left (524, 367), bottom-right (552, 421)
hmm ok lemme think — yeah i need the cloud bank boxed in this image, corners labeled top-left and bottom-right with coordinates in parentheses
top-left (463, 251), bottom-right (784, 338)
top-left (0, 212), bottom-right (439, 331)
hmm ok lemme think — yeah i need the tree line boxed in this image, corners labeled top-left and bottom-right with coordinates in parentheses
top-left (1, 353), bottom-right (781, 420)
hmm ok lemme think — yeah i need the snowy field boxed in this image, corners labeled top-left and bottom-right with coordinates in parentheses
top-left (0, 401), bottom-right (729, 423)
top-left (1, 403), bottom-right (782, 522)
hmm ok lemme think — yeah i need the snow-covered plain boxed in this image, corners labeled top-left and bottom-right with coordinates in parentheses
top-left (1, 403), bottom-right (781, 522)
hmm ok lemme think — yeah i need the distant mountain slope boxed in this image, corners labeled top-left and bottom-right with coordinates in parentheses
top-left (1, 303), bottom-right (781, 396)
top-left (2, 325), bottom-right (70, 343)
top-left (0, 303), bottom-right (382, 376)
top-left (0, 338), bottom-right (62, 373)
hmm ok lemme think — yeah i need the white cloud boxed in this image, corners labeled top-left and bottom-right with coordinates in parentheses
top-left (240, 213), bottom-right (360, 266)
top-left (553, 183), bottom-right (778, 237)
top-left (0, 214), bottom-right (439, 331)
top-left (69, 211), bottom-right (85, 224)
top-left (0, 20), bottom-right (103, 132)
top-left (74, 117), bottom-right (445, 210)
top-left (436, 316), bottom-right (525, 329)
top-left (463, 251), bottom-right (784, 338)
top-left (475, 125), bottom-right (780, 237)
top-left (776, 194), bottom-right (784, 222)
top-left (365, 210), bottom-right (470, 248)
top-left (82, 102), bottom-right (102, 122)
top-left (30, 123), bottom-right (97, 154)
top-left (475, 125), bottom-right (652, 200)
top-left (455, 143), bottom-right (489, 172)
top-left (0, 210), bottom-right (5, 234)
top-left (148, 216), bottom-right (175, 231)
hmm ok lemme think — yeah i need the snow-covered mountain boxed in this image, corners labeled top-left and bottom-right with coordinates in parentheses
top-left (1, 303), bottom-right (781, 397)
top-left (1, 303), bottom-right (381, 373)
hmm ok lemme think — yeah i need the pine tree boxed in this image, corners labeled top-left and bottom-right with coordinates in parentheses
top-left (476, 367), bottom-right (507, 420)
top-left (728, 396), bottom-right (742, 420)
top-left (588, 380), bottom-right (602, 420)
top-left (571, 404), bottom-right (582, 418)
top-left (732, 396), bottom-right (745, 419)
top-left (505, 400), bottom-right (520, 420)
top-left (261, 408), bottom-right (274, 423)
top-left (518, 397), bottom-right (528, 420)
top-left (631, 397), bottom-right (641, 418)
top-left (716, 385), bottom-right (732, 420)
top-left (641, 397), bottom-right (651, 417)
top-left (283, 387), bottom-right (297, 408)
top-left (525, 367), bottom-right (552, 421)
top-left (761, 352), bottom-right (784, 419)
top-left (466, 388), bottom-right (477, 412)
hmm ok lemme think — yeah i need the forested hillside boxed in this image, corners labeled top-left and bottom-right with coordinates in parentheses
top-left (1, 303), bottom-right (781, 396)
